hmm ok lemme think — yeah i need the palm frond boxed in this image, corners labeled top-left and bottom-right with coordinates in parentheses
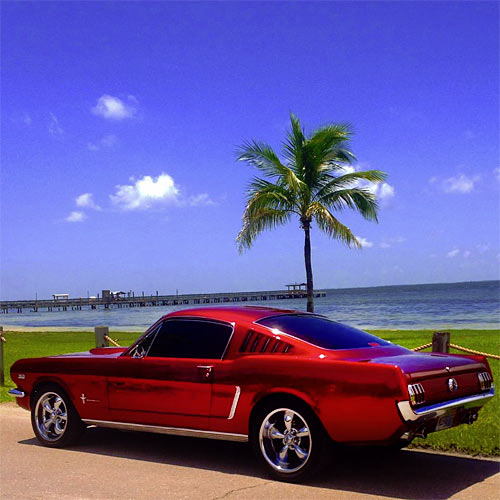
top-left (308, 202), bottom-right (361, 248)
top-left (245, 178), bottom-right (298, 214)
top-left (315, 170), bottom-right (387, 198)
top-left (301, 124), bottom-right (354, 188)
top-left (317, 187), bottom-right (379, 222)
top-left (237, 208), bottom-right (291, 252)
top-left (238, 139), bottom-right (306, 195)
top-left (281, 113), bottom-right (305, 177)
top-left (236, 140), bottom-right (285, 178)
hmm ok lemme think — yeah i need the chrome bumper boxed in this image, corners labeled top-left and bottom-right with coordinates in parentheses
top-left (8, 389), bottom-right (26, 398)
top-left (398, 387), bottom-right (494, 423)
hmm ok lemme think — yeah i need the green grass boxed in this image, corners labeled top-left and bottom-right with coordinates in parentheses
top-left (1, 329), bottom-right (498, 456)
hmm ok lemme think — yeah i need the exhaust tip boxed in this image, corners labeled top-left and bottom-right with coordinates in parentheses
top-left (414, 426), bottom-right (428, 439)
top-left (465, 413), bottom-right (478, 425)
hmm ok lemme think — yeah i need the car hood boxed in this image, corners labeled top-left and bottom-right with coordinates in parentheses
top-left (49, 347), bottom-right (128, 358)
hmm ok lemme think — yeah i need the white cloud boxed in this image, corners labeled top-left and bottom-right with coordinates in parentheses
top-left (476, 244), bottom-right (490, 254)
top-left (76, 193), bottom-right (101, 210)
top-left (65, 211), bottom-right (86, 223)
top-left (379, 236), bottom-right (406, 248)
top-left (364, 181), bottom-right (395, 205)
top-left (378, 182), bottom-right (395, 199)
top-left (338, 164), bottom-right (395, 205)
top-left (23, 113), bottom-right (32, 126)
top-left (494, 167), bottom-right (500, 182)
top-left (356, 236), bottom-right (373, 248)
top-left (110, 173), bottom-right (180, 210)
top-left (447, 249), bottom-right (460, 258)
top-left (91, 95), bottom-right (137, 120)
top-left (463, 250), bottom-right (471, 258)
top-left (48, 113), bottom-right (63, 136)
top-left (442, 174), bottom-right (480, 194)
top-left (87, 134), bottom-right (118, 151)
top-left (187, 193), bottom-right (216, 206)
top-left (339, 165), bottom-right (356, 175)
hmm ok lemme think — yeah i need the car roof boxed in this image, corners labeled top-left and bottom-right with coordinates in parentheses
top-left (163, 305), bottom-right (301, 323)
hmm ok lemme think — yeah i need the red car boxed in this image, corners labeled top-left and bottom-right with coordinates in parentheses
top-left (9, 306), bottom-right (495, 481)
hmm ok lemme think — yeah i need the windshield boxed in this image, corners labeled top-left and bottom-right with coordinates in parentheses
top-left (257, 314), bottom-right (391, 350)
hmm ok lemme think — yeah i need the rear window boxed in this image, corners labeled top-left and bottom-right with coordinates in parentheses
top-left (257, 314), bottom-right (391, 350)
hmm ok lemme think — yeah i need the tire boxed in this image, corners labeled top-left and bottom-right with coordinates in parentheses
top-left (31, 383), bottom-right (85, 448)
top-left (250, 398), bottom-right (329, 482)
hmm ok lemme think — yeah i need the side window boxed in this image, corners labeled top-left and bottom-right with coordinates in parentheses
top-left (129, 326), bottom-right (159, 358)
top-left (147, 319), bottom-right (233, 359)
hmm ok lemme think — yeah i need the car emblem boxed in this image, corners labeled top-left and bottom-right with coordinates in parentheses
top-left (447, 378), bottom-right (458, 392)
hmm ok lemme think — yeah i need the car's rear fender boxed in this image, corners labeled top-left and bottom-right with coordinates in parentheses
top-left (231, 355), bottom-right (407, 443)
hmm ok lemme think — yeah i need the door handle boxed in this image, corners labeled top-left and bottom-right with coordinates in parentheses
top-left (197, 365), bottom-right (213, 380)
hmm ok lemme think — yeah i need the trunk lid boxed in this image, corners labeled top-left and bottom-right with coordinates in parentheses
top-left (367, 351), bottom-right (488, 405)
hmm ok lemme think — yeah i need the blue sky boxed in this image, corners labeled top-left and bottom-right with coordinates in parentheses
top-left (1, 1), bottom-right (499, 300)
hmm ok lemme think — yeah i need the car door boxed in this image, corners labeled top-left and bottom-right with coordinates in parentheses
top-left (107, 318), bottom-right (234, 427)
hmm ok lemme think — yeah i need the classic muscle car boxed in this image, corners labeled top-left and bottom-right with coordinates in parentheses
top-left (9, 306), bottom-right (495, 481)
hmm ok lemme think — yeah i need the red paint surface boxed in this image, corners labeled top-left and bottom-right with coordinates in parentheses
top-left (10, 306), bottom-right (493, 444)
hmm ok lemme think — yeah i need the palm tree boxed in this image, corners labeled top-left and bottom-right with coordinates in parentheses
top-left (236, 113), bottom-right (387, 313)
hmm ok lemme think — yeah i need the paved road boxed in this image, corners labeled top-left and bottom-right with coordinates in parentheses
top-left (1, 404), bottom-right (498, 500)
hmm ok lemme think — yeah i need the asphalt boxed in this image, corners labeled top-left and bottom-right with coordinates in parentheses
top-left (0, 404), bottom-right (498, 500)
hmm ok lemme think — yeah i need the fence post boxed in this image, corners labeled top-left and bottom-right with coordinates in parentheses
top-left (432, 331), bottom-right (450, 353)
top-left (0, 327), bottom-right (4, 386)
top-left (95, 326), bottom-right (109, 348)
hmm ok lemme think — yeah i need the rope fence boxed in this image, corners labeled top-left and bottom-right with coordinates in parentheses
top-left (449, 343), bottom-right (500, 361)
top-left (104, 334), bottom-right (121, 347)
top-left (411, 343), bottom-right (432, 352)
top-left (409, 334), bottom-right (499, 360)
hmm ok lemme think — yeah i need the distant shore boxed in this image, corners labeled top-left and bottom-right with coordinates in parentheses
top-left (1, 280), bottom-right (498, 331)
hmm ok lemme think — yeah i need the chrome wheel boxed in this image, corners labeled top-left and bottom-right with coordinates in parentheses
top-left (34, 392), bottom-right (68, 442)
top-left (259, 407), bottom-right (312, 474)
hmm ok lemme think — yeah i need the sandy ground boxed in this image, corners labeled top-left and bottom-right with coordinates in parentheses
top-left (0, 403), bottom-right (498, 500)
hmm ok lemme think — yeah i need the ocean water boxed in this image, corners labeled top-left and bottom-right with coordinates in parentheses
top-left (2, 281), bottom-right (499, 331)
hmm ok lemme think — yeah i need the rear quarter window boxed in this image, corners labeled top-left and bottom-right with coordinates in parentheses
top-left (257, 314), bottom-right (390, 350)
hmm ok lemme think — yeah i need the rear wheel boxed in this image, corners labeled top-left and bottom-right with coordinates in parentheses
top-left (31, 384), bottom-right (85, 448)
top-left (251, 399), bottom-right (329, 482)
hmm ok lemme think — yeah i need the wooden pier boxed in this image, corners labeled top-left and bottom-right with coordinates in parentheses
top-left (0, 289), bottom-right (326, 314)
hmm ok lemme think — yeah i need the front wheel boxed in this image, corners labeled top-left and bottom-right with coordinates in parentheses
top-left (251, 401), bottom-right (329, 482)
top-left (31, 384), bottom-right (85, 448)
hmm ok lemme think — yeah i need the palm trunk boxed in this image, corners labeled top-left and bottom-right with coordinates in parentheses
top-left (303, 224), bottom-right (314, 313)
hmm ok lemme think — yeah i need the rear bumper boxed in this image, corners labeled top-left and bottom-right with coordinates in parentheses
top-left (397, 386), bottom-right (494, 423)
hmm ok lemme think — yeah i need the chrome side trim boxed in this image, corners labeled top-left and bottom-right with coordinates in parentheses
top-left (82, 419), bottom-right (248, 442)
top-left (398, 387), bottom-right (495, 423)
top-left (227, 386), bottom-right (241, 420)
top-left (8, 389), bottom-right (26, 398)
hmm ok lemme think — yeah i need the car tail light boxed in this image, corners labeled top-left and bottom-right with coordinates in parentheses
top-left (408, 383), bottom-right (425, 405)
top-left (478, 372), bottom-right (493, 391)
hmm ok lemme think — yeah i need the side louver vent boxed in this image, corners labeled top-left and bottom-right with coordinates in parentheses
top-left (240, 330), bottom-right (293, 354)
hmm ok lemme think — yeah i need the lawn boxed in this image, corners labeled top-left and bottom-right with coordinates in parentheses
top-left (1, 328), bottom-right (498, 456)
